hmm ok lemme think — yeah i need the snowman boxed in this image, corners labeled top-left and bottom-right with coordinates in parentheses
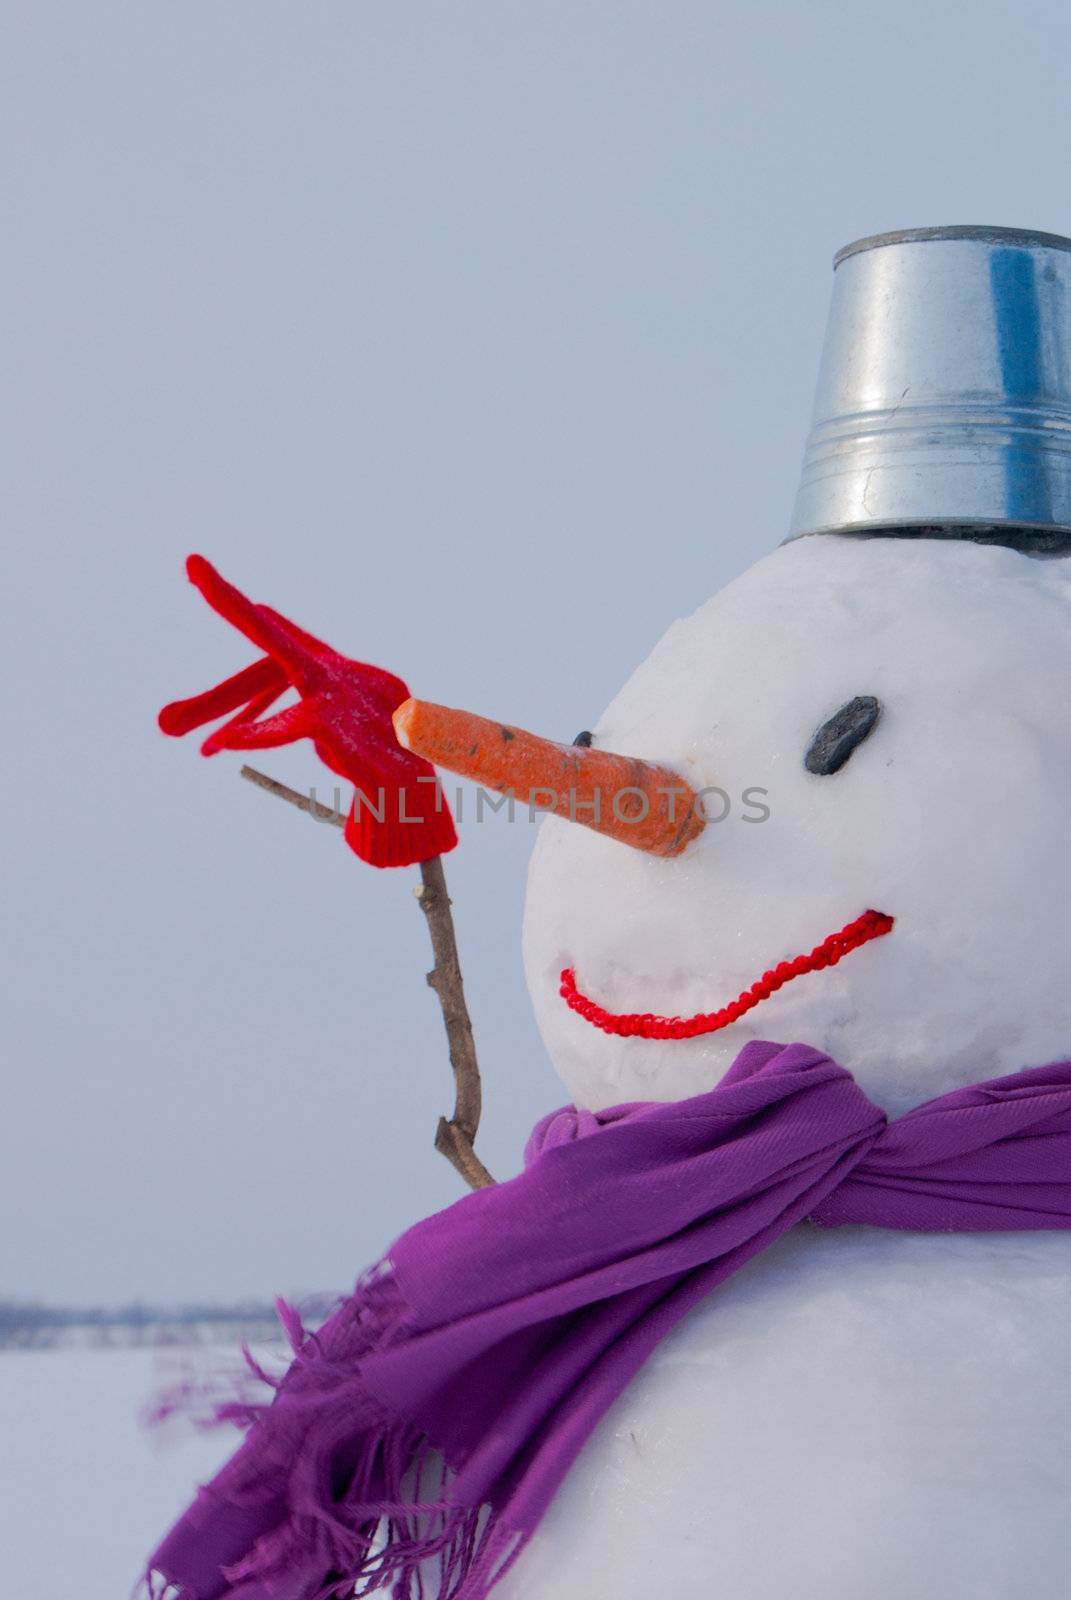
top-left (148, 227), bottom-right (1071, 1600)
top-left (508, 542), bottom-right (1071, 1600)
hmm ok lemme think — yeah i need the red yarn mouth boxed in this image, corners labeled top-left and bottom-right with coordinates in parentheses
top-left (559, 908), bottom-right (894, 1041)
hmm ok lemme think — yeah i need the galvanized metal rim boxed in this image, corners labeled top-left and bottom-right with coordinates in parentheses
top-left (784, 523), bottom-right (1071, 554)
top-left (834, 225), bottom-right (1071, 269)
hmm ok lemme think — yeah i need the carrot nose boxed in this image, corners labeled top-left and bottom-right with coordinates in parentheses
top-left (393, 699), bottom-right (705, 857)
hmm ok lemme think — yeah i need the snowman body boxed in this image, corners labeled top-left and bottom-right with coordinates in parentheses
top-left (508, 535), bottom-right (1071, 1598)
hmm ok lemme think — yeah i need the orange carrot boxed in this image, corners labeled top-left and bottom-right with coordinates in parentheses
top-left (393, 699), bottom-right (705, 857)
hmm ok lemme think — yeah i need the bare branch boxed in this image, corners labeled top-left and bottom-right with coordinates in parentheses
top-left (240, 765), bottom-right (345, 825)
top-left (239, 765), bottom-right (495, 1189)
top-left (417, 855), bottom-right (495, 1189)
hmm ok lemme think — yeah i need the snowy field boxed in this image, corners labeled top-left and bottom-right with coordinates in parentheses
top-left (0, 1346), bottom-right (240, 1599)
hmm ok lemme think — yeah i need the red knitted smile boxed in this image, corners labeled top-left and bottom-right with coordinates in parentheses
top-left (559, 908), bottom-right (894, 1040)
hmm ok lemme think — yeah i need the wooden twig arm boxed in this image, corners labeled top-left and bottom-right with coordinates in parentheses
top-left (238, 766), bottom-right (495, 1189)
top-left (416, 856), bottom-right (495, 1189)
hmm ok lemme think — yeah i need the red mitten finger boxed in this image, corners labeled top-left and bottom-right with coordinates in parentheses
top-left (158, 656), bottom-right (288, 737)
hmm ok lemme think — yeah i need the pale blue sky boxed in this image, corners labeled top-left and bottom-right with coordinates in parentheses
top-left (5, 0), bottom-right (1071, 1301)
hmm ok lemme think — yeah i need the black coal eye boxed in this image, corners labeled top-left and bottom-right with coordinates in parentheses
top-left (573, 730), bottom-right (593, 747)
top-left (805, 696), bottom-right (881, 775)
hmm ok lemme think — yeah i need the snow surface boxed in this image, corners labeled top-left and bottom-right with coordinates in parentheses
top-left (0, 1347), bottom-right (235, 1600)
top-left (514, 534), bottom-right (1071, 1598)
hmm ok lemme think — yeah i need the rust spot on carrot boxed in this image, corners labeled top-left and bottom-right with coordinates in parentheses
top-left (501, 727), bottom-right (515, 742)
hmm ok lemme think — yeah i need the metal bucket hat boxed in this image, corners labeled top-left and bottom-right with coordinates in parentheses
top-left (788, 225), bottom-right (1071, 554)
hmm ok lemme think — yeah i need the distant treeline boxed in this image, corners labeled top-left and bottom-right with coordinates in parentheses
top-left (0, 1294), bottom-right (337, 1349)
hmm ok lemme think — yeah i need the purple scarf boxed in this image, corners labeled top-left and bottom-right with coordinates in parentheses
top-left (146, 1042), bottom-right (1071, 1600)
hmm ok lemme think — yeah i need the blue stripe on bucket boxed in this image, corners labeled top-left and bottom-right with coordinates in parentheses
top-left (989, 248), bottom-right (1053, 525)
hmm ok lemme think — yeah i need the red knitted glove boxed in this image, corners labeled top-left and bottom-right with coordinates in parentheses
top-left (159, 555), bottom-right (458, 868)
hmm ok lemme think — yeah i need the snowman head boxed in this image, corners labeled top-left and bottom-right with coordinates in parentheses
top-left (520, 223), bottom-right (1071, 1111)
top-left (395, 224), bottom-right (1071, 1113)
top-left (522, 534), bottom-right (1071, 1113)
